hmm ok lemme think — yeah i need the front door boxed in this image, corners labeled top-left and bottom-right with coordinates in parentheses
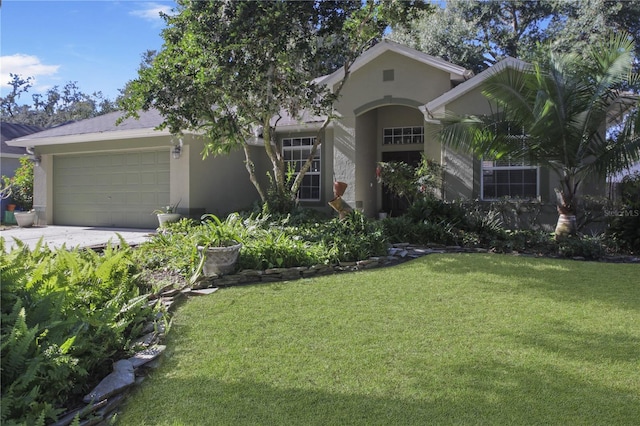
top-left (381, 151), bottom-right (422, 216)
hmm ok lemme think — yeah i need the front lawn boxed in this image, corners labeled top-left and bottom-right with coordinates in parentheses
top-left (118, 254), bottom-right (640, 425)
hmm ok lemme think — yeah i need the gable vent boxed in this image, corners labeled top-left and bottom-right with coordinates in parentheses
top-left (383, 69), bottom-right (395, 82)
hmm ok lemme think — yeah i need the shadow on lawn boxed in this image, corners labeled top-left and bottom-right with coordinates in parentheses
top-left (505, 319), bottom-right (640, 364)
top-left (409, 253), bottom-right (639, 311)
top-left (127, 360), bottom-right (639, 425)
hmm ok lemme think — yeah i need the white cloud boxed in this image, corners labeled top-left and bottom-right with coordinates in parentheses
top-left (130, 2), bottom-right (173, 23)
top-left (0, 54), bottom-right (60, 88)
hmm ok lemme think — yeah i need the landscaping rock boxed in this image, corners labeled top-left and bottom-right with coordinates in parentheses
top-left (128, 345), bottom-right (166, 369)
top-left (83, 360), bottom-right (135, 403)
top-left (132, 331), bottom-right (158, 348)
top-left (215, 275), bottom-right (247, 286)
top-left (190, 287), bottom-right (219, 296)
top-left (240, 269), bottom-right (263, 278)
top-left (93, 393), bottom-right (126, 424)
top-left (302, 269), bottom-right (318, 277)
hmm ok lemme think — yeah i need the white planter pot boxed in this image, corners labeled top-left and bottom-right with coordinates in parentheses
top-left (197, 243), bottom-right (242, 276)
top-left (378, 212), bottom-right (388, 220)
top-left (157, 213), bottom-right (181, 227)
top-left (14, 211), bottom-right (36, 228)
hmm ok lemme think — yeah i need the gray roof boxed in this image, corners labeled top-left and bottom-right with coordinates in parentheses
top-left (1, 122), bottom-right (43, 155)
top-left (14, 109), bottom-right (166, 141)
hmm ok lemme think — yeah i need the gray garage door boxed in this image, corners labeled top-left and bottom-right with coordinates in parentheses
top-left (53, 150), bottom-right (169, 228)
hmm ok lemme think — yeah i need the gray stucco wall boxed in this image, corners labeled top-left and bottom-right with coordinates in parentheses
top-left (187, 137), bottom-right (264, 217)
top-left (355, 110), bottom-right (377, 214)
top-left (329, 50), bottom-right (455, 217)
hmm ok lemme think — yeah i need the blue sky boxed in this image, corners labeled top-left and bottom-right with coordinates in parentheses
top-left (1, 0), bottom-right (177, 103)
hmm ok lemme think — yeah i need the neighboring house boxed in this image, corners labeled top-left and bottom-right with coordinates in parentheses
top-left (8, 40), bottom-right (608, 229)
top-left (1, 122), bottom-right (43, 218)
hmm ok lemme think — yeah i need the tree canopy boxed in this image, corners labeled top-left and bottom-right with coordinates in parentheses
top-left (0, 74), bottom-right (117, 128)
top-left (391, 0), bottom-right (640, 73)
top-left (119, 0), bottom-right (430, 212)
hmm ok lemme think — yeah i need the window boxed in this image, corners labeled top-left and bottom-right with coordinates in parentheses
top-left (481, 157), bottom-right (538, 200)
top-left (383, 126), bottom-right (424, 145)
top-left (282, 137), bottom-right (321, 201)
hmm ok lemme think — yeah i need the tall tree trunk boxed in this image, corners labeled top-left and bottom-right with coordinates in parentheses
top-left (242, 142), bottom-right (266, 203)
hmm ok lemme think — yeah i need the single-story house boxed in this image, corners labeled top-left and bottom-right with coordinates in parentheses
top-left (1, 122), bottom-right (42, 220)
top-left (8, 40), bottom-right (607, 229)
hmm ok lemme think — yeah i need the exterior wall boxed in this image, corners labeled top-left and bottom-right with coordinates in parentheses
top-left (321, 127), bottom-right (335, 207)
top-left (336, 51), bottom-right (453, 114)
top-left (170, 141), bottom-right (190, 216)
top-left (0, 157), bottom-right (20, 178)
top-left (0, 156), bottom-right (21, 220)
top-left (187, 137), bottom-right (264, 217)
top-left (33, 135), bottom-right (172, 156)
top-left (33, 155), bottom-right (49, 225)
top-left (439, 86), bottom-right (492, 201)
top-left (331, 51), bottom-right (454, 217)
top-left (355, 110), bottom-right (377, 214)
top-left (333, 117), bottom-right (357, 209)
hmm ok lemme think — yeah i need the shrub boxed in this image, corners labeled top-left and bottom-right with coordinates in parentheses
top-left (381, 215), bottom-right (418, 244)
top-left (132, 218), bottom-right (198, 275)
top-left (556, 234), bottom-right (606, 260)
top-left (0, 239), bottom-right (160, 425)
top-left (320, 211), bottom-right (388, 262)
top-left (381, 215), bottom-right (461, 246)
top-left (406, 197), bottom-right (468, 229)
top-left (465, 205), bottom-right (507, 244)
top-left (1, 156), bottom-right (34, 210)
top-left (239, 229), bottom-right (327, 270)
top-left (607, 172), bottom-right (640, 253)
top-left (376, 155), bottom-right (443, 205)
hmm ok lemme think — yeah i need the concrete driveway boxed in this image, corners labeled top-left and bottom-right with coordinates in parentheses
top-left (1, 225), bottom-right (156, 252)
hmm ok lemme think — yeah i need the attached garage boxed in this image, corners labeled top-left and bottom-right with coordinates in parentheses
top-left (53, 150), bottom-right (169, 228)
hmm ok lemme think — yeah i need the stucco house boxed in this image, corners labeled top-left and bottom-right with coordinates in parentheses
top-left (7, 40), bottom-right (607, 229)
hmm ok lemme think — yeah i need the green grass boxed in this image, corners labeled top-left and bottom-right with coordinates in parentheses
top-left (117, 254), bottom-right (640, 425)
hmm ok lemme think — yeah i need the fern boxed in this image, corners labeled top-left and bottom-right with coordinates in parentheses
top-left (1, 237), bottom-right (160, 424)
top-left (0, 303), bottom-right (47, 422)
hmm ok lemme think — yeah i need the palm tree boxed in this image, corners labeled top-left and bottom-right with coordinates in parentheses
top-left (438, 32), bottom-right (640, 237)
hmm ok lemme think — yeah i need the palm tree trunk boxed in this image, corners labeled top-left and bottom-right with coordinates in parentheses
top-left (554, 173), bottom-right (578, 238)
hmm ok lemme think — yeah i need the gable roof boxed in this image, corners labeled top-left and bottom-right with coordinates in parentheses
top-left (421, 57), bottom-right (529, 120)
top-left (8, 41), bottom-right (475, 147)
top-left (7, 109), bottom-right (168, 147)
top-left (1, 122), bottom-right (43, 155)
top-left (320, 39), bottom-right (473, 88)
top-left (422, 56), bottom-right (637, 129)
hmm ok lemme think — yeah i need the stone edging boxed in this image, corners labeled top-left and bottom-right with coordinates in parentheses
top-left (189, 243), bottom-right (639, 290)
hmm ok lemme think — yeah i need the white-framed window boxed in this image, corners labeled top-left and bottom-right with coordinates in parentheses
top-left (383, 126), bottom-right (424, 145)
top-left (481, 157), bottom-right (539, 200)
top-left (282, 137), bottom-right (321, 201)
